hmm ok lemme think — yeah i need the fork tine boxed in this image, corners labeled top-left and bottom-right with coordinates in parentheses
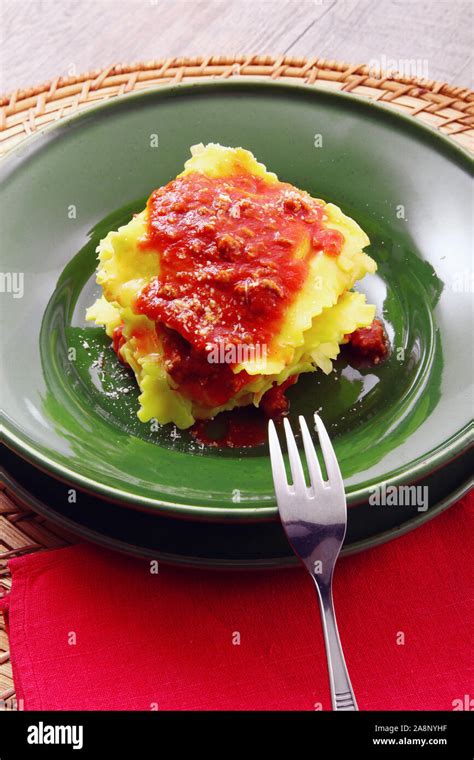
top-left (268, 420), bottom-right (290, 502)
top-left (313, 414), bottom-right (343, 488)
top-left (283, 417), bottom-right (307, 491)
top-left (299, 415), bottom-right (324, 493)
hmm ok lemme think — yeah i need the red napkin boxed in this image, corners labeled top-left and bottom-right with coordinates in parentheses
top-left (1, 493), bottom-right (472, 711)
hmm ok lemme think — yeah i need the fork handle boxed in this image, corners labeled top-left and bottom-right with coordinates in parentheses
top-left (314, 580), bottom-right (358, 711)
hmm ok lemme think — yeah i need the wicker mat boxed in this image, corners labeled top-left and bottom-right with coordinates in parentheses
top-left (0, 484), bottom-right (78, 709)
top-left (1, 54), bottom-right (472, 710)
top-left (1, 55), bottom-right (473, 154)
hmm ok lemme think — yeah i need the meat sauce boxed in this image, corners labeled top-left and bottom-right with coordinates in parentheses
top-left (134, 172), bottom-right (343, 409)
top-left (112, 324), bottom-right (126, 361)
top-left (344, 318), bottom-right (389, 364)
top-left (159, 326), bottom-right (253, 408)
top-left (109, 172), bottom-right (387, 447)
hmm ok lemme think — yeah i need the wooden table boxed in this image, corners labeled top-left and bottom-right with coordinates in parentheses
top-left (1, 0), bottom-right (472, 94)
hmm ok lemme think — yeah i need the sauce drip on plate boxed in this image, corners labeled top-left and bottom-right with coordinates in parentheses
top-left (191, 408), bottom-right (269, 449)
top-left (190, 376), bottom-right (298, 449)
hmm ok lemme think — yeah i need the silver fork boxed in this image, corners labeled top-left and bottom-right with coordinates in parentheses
top-left (268, 413), bottom-right (358, 711)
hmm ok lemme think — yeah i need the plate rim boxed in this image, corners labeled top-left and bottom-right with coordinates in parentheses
top-left (3, 427), bottom-right (473, 520)
top-left (1, 78), bottom-right (473, 519)
top-left (1, 462), bottom-right (472, 569)
top-left (2, 77), bottom-right (473, 165)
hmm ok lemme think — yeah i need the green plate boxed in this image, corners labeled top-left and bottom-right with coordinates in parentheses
top-left (1, 80), bottom-right (472, 522)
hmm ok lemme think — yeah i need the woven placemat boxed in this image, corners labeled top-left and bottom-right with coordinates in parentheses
top-left (1, 55), bottom-right (473, 154)
top-left (0, 483), bottom-right (77, 710)
top-left (1, 54), bottom-right (472, 710)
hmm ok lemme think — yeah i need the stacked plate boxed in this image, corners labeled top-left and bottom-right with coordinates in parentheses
top-left (1, 82), bottom-right (472, 568)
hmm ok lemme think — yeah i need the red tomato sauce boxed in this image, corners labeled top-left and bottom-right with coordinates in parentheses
top-left (191, 408), bottom-right (269, 449)
top-left (190, 375), bottom-right (298, 448)
top-left (160, 326), bottom-right (254, 408)
top-left (345, 318), bottom-right (389, 364)
top-left (112, 324), bottom-right (126, 361)
top-left (259, 375), bottom-right (299, 418)
top-left (134, 172), bottom-right (343, 408)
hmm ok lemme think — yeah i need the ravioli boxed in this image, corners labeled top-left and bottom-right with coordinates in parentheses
top-left (87, 143), bottom-right (378, 429)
